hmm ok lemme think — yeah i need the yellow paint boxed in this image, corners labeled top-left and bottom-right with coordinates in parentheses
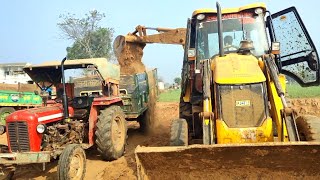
top-left (192, 3), bottom-right (266, 17)
top-left (0, 96), bottom-right (8, 100)
top-left (216, 117), bottom-right (273, 144)
top-left (182, 84), bottom-right (191, 102)
top-left (211, 53), bottom-right (266, 84)
top-left (266, 74), bottom-right (289, 141)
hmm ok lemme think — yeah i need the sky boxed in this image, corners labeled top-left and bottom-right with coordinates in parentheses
top-left (0, 0), bottom-right (319, 83)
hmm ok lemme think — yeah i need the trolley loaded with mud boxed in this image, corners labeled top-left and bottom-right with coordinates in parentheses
top-left (0, 58), bottom-right (150, 179)
top-left (116, 2), bottom-right (320, 179)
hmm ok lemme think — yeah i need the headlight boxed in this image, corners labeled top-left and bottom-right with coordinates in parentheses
top-left (197, 14), bottom-right (205, 20)
top-left (36, 124), bottom-right (46, 134)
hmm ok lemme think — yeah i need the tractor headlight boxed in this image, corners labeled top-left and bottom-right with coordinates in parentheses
top-left (36, 124), bottom-right (46, 134)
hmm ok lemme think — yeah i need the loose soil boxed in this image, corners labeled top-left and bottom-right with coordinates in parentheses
top-left (113, 35), bottom-right (146, 75)
top-left (0, 98), bottom-right (319, 179)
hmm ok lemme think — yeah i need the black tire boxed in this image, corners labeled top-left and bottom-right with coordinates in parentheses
top-left (0, 107), bottom-right (15, 126)
top-left (296, 115), bottom-right (320, 141)
top-left (170, 118), bottom-right (188, 146)
top-left (95, 106), bottom-right (127, 160)
top-left (57, 144), bottom-right (86, 180)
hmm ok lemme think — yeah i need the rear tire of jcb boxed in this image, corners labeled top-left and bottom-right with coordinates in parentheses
top-left (296, 115), bottom-right (320, 141)
top-left (57, 144), bottom-right (86, 180)
top-left (0, 107), bottom-right (15, 126)
top-left (170, 118), bottom-right (188, 146)
top-left (95, 106), bottom-right (127, 160)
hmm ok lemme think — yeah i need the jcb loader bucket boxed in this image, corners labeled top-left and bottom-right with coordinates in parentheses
top-left (135, 142), bottom-right (320, 180)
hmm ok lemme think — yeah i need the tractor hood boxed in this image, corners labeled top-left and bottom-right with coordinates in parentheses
top-left (6, 105), bottom-right (74, 124)
top-left (211, 53), bottom-right (266, 84)
top-left (23, 58), bottom-right (120, 84)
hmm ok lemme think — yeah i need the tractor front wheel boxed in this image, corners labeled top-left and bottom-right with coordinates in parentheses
top-left (57, 144), bottom-right (86, 180)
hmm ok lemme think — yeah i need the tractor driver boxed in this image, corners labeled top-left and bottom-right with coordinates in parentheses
top-left (224, 35), bottom-right (238, 51)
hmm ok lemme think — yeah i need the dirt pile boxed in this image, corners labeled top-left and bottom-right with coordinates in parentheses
top-left (0, 83), bottom-right (38, 92)
top-left (291, 98), bottom-right (320, 117)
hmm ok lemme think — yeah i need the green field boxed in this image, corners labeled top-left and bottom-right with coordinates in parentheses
top-left (158, 84), bottom-right (320, 102)
top-left (158, 89), bottom-right (181, 102)
top-left (287, 84), bottom-right (320, 98)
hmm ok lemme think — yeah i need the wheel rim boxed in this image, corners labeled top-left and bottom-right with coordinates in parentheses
top-left (0, 111), bottom-right (11, 125)
top-left (69, 150), bottom-right (84, 180)
top-left (111, 116), bottom-right (125, 152)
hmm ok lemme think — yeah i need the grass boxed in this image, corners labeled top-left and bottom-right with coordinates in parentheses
top-left (286, 83), bottom-right (320, 98)
top-left (158, 89), bottom-right (181, 102)
top-left (157, 84), bottom-right (320, 102)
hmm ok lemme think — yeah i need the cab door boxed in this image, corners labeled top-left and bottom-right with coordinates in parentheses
top-left (267, 7), bottom-right (319, 86)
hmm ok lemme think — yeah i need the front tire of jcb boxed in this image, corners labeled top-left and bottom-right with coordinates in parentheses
top-left (95, 106), bottom-right (127, 160)
top-left (170, 118), bottom-right (188, 146)
top-left (57, 144), bottom-right (86, 180)
top-left (296, 115), bottom-right (320, 141)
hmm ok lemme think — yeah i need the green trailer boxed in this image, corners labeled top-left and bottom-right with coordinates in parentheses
top-left (0, 84), bottom-right (42, 125)
top-left (119, 69), bottom-right (158, 130)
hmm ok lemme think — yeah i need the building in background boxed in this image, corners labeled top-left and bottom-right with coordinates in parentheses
top-left (0, 63), bottom-right (32, 84)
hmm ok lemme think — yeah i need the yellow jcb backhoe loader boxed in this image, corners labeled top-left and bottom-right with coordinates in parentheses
top-left (115, 2), bottom-right (320, 179)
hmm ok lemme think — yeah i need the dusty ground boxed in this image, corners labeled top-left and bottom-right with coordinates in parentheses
top-left (0, 102), bottom-right (178, 180)
top-left (0, 98), bottom-right (319, 179)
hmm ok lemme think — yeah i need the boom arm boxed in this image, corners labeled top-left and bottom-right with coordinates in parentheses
top-left (113, 25), bottom-right (186, 74)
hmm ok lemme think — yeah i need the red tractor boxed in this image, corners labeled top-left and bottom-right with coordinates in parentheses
top-left (0, 58), bottom-right (127, 179)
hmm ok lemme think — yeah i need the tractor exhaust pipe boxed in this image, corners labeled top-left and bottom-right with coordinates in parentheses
top-left (61, 57), bottom-right (69, 121)
top-left (217, 2), bottom-right (224, 57)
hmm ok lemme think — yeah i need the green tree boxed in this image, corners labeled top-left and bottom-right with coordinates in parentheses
top-left (174, 77), bottom-right (181, 85)
top-left (58, 10), bottom-right (114, 60)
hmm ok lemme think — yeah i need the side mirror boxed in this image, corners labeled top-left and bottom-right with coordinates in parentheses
top-left (307, 51), bottom-right (318, 71)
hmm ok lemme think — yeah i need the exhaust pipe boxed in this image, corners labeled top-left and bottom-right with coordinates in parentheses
top-left (217, 2), bottom-right (224, 57)
top-left (60, 57), bottom-right (69, 121)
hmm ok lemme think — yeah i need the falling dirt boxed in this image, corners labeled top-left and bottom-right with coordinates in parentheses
top-left (1, 98), bottom-right (320, 179)
top-left (113, 35), bottom-right (146, 75)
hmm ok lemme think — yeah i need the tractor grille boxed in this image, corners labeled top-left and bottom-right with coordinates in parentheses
top-left (7, 122), bottom-right (30, 152)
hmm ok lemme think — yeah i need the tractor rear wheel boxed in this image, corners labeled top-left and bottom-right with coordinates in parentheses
top-left (296, 115), bottom-right (320, 141)
top-left (95, 106), bottom-right (127, 160)
top-left (170, 118), bottom-right (188, 146)
top-left (57, 144), bottom-right (86, 180)
top-left (0, 107), bottom-right (15, 126)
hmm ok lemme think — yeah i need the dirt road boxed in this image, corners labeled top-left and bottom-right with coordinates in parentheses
top-left (0, 102), bottom-right (178, 180)
top-left (0, 99), bottom-right (319, 179)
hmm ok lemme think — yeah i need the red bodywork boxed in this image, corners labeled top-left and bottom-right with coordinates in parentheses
top-left (5, 96), bottom-right (122, 152)
top-left (6, 105), bottom-right (74, 152)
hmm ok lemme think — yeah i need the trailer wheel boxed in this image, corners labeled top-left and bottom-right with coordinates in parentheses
top-left (296, 115), bottom-right (320, 141)
top-left (170, 118), bottom-right (188, 146)
top-left (0, 107), bottom-right (15, 126)
top-left (138, 109), bottom-right (153, 133)
top-left (57, 144), bottom-right (86, 180)
top-left (95, 106), bottom-right (127, 160)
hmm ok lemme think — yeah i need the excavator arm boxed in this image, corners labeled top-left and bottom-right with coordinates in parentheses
top-left (113, 25), bottom-right (186, 74)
